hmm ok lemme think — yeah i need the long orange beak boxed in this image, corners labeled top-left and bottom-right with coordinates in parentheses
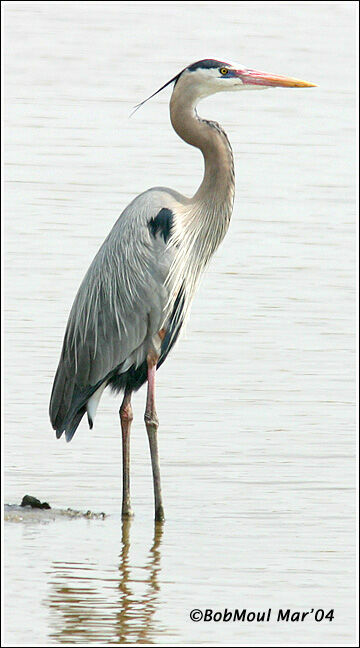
top-left (236, 68), bottom-right (316, 88)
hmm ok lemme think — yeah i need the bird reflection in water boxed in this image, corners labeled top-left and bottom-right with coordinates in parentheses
top-left (47, 520), bottom-right (165, 644)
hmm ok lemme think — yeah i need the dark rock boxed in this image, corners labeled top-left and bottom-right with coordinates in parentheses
top-left (20, 495), bottom-right (51, 510)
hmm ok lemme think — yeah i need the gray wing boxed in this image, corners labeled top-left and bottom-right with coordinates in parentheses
top-left (49, 187), bottom-right (185, 440)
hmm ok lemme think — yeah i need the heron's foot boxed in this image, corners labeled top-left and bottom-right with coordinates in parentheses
top-left (155, 505), bottom-right (165, 523)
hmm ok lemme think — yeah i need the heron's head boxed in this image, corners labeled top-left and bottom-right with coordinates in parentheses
top-left (132, 58), bottom-right (315, 115)
top-left (175, 58), bottom-right (316, 99)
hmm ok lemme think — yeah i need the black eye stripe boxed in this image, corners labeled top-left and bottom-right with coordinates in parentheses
top-left (187, 59), bottom-right (231, 72)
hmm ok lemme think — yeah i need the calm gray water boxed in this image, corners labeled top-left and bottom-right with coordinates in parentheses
top-left (4, 1), bottom-right (357, 646)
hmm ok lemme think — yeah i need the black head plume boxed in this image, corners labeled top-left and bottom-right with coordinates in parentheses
top-left (130, 71), bottom-right (182, 117)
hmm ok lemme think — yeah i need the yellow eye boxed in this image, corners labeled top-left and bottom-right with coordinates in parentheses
top-left (220, 67), bottom-right (228, 75)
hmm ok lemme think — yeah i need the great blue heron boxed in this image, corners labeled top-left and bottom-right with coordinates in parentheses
top-left (50, 59), bottom-right (315, 521)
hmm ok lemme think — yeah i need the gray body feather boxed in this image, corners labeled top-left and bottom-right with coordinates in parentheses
top-left (50, 187), bottom-right (188, 440)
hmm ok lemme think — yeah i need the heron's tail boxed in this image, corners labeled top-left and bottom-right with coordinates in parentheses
top-left (49, 364), bottom-right (101, 442)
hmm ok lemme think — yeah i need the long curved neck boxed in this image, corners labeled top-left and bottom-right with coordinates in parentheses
top-left (164, 83), bottom-right (235, 336)
top-left (170, 84), bottom-right (235, 219)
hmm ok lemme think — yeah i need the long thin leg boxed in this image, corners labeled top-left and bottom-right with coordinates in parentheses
top-left (120, 389), bottom-right (134, 519)
top-left (144, 359), bottom-right (165, 522)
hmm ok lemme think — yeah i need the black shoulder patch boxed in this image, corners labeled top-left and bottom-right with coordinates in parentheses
top-left (148, 208), bottom-right (174, 244)
top-left (187, 59), bottom-right (229, 72)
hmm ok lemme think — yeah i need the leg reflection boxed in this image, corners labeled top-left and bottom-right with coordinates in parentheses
top-left (116, 518), bottom-right (165, 643)
top-left (47, 519), bottom-right (166, 644)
